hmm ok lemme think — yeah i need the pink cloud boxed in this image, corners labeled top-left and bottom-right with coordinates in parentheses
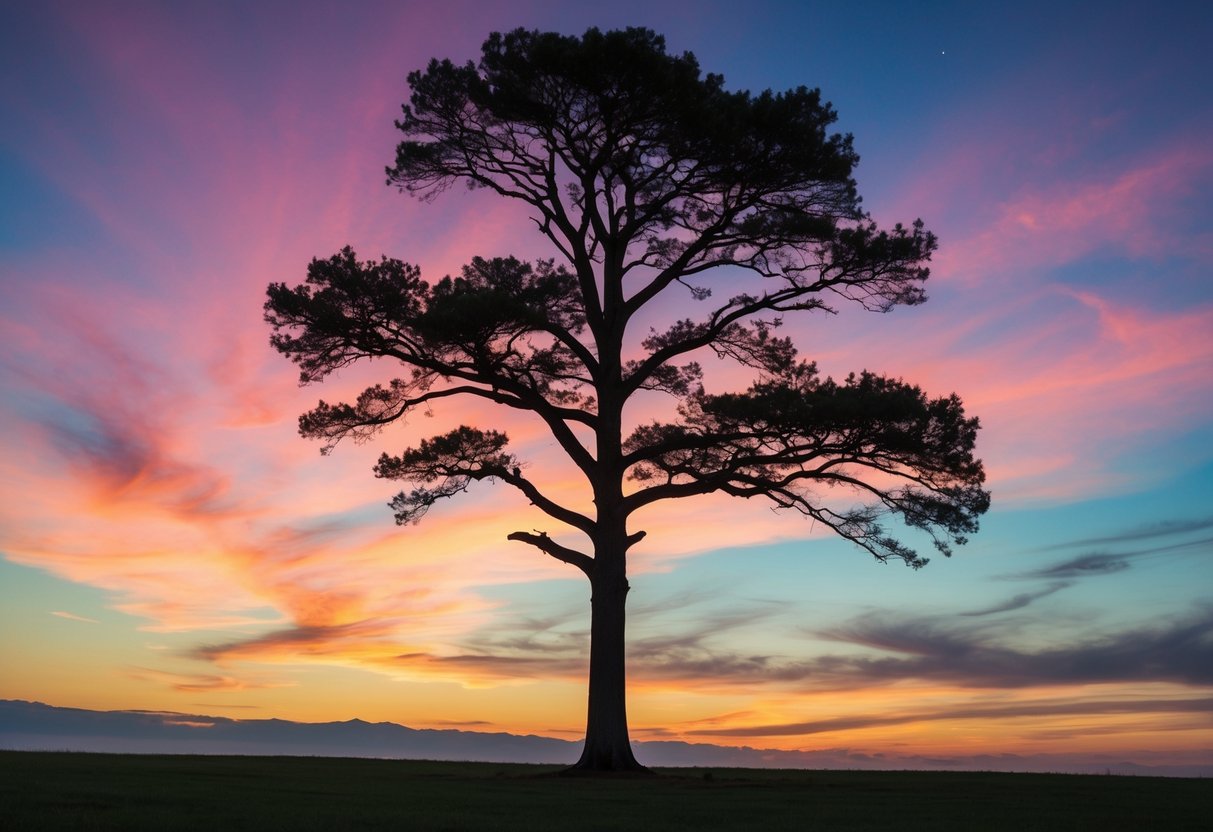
top-left (796, 284), bottom-right (1213, 503)
top-left (936, 141), bottom-right (1213, 283)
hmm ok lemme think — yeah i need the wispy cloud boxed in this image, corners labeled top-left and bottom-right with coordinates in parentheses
top-left (957, 583), bottom-right (1071, 616)
top-left (1010, 536), bottom-right (1213, 581)
top-left (127, 667), bottom-right (293, 694)
top-left (192, 619), bottom-right (402, 664)
top-left (1041, 516), bottom-right (1213, 550)
top-left (1016, 554), bottom-right (1133, 580)
top-left (162, 719), bottom-right (216, 729)
top-left (49, 610), bottom-right (98, 624)
top-left (813, 606), bottom-right (1213, 689)
top-left (935, 140), bottom-right (1213, 282)
top-left (691, 696), bottom-right (1213, 738)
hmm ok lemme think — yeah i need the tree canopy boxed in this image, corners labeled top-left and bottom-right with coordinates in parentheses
top-left (265, 27), bottom-right (989, 771)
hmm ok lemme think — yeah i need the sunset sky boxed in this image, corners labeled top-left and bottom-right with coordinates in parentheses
top-left (2, 1), bottom-right (1211, 771)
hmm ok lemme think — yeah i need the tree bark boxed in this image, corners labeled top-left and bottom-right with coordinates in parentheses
top-left (567, 566), bottom-right (647, 773)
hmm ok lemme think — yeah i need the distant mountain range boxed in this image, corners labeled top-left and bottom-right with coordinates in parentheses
top-left (2, 700), bottom-right (1208, 777)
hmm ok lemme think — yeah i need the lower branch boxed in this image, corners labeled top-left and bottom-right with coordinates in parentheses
top-left (507, 531), bottom-right (594, 575)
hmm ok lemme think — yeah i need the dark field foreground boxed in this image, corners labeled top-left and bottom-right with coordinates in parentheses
top-left (1, 751), bottom-right (1209, 831)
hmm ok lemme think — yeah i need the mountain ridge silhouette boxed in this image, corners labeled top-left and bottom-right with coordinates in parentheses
top-left (2, 699), bottom-right (1207, 777)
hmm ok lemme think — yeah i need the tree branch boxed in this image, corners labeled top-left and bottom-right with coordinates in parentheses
top-left (507, 531), bottom-right (593, 575)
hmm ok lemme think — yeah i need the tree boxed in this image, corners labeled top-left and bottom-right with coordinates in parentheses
top-left (264, 27), bottom-right (989, 773)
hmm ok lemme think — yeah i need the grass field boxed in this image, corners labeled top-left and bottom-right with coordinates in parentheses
top-left (1, 751), bottom-right (1209, 831)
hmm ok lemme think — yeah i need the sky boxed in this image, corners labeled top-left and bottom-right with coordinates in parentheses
top-left (1, 0), bottom-right (1211, 772)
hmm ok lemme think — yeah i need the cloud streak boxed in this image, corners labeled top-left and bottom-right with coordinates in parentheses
top-left (1042, 516), bottom-right (1213, 550)
top-left (957, 583), bottom-right (1071, 616)
top-left (1010, 535), bottom-right (1213, 581)
top-left (814, 606), bottom-right (1213, 689)
top-left (49, 611), bottom-right (98, 624)
top-left (692, 696), bottom-right (1213, 738)
top-left (126, 667), bottom-right (291, 694)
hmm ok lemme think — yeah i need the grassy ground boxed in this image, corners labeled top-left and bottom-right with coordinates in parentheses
top-left (1, 751), bottom-right (1209, 831)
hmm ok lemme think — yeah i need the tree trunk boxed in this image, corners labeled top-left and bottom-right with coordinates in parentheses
top-left (569, 323), bottom-right (648, 774)
top-left (567, 565), bottom-right (647, 773)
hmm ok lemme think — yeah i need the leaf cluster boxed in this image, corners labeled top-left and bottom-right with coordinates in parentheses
top-left (389, 27), bottom-right (934, 317)
top-left (625, 365), bottom-right (988, 567)
top-left (266, 248), bottom-right (596, 446)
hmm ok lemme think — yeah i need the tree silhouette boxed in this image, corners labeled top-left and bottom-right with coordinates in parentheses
top-left (265, 28), bottom-right (989, 773)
